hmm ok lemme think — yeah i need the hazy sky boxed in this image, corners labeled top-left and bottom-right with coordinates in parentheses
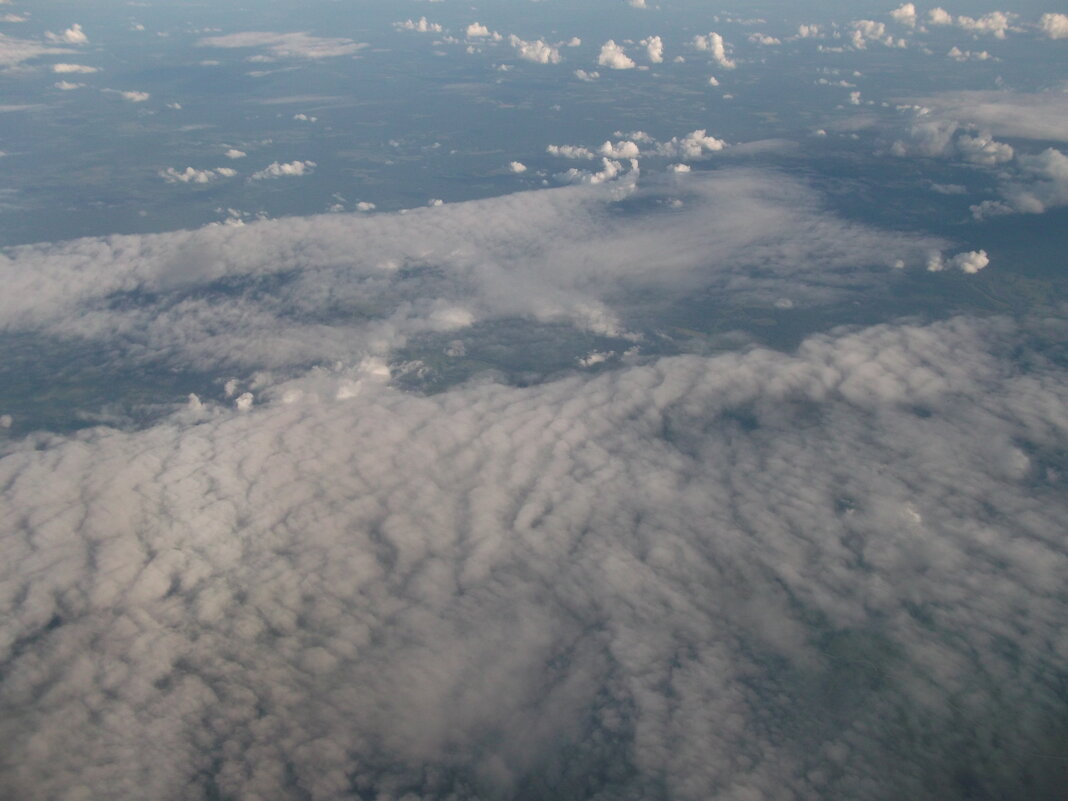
top-left (1, 2), bottom-right (1067, 800)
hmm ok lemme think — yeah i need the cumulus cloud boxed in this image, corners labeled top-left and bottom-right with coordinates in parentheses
top-left (928, 7), bottom-right (954, 25)
top-left (53, 80), bottom-right (83, 90)
top-left (44, 23), bottom-right (87, 44)
top-left (1040, 12), bottom-right (1068, 38)
top-left (197, 31), bottom-right (367, 59)
top-left (972, 147), bottom-right (1068, 217)
top-left (117, 90), bottom-right (150, 102)
top-left (394, 17), bottom-right (443, 33)
top-left (748, 33), bottom-right (781, 45)
top-left (508, 161), bottom-right (527, 173)
top-left (955, 10), bottom-right (1015, 38)
top-left (250, 160), bottom-right (316, 180)
top-left (597, 39), bottom-right (635, 69)
top-left (573, 68), bottom-right (599, 81)
top-left (693, 32), bottom-right (735, 69)
top-left (160, 166), bottom-right (238, 184)
top-left (546, 144), bottom-right (595, 159)
top-left (224, 148), bottom-right (246, 159)
top-left (654, 129), bottom-right (728, 159)
top-left (465, 22), bottom-right (499, 40)
top-left (1, 308), bottom-right (1066, 800)
top-left (926, 248), bottom-right (989, 272)
top-left (641, 35), bottom-right (664, 63)
top-left (947, 46), bottom-right (992, 61)
top-left (899, 90), bottom-right (1068, 143)
top-left (0, 35), bottom-right (70, 67)
top-left (507, 34), bottom-right (561, 64)
top-left (889, 3), bottom-right (918, 27)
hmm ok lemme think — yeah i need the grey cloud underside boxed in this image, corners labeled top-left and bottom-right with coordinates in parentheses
top-left (0, 171), bottom-right (942, 379)
top-left (2, 315), bottom-right (1067, 801)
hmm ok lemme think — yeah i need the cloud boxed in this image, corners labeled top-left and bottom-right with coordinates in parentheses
top-left (641, 35), bottom-right (663, 63)
top-left (250, 160), bottom-right (316, 180)
top-left (597, 39), bottom-right (635, 69)
top-left (507, 34), bottom-right (561, 64)
top-left (118, 90), bottom-right (150, 102)
top-left (889, 3), bottom-right (917, 27)
top-left (925, 248), bottom-right (989, 272)
top-left (928, 7), bottom-right (954, 25)
top-left (160, 166), bottom-right (238, 184)
top-left (44, 23), bottom-right (87, 44)
top-left (955, 11), bottom-right (1015, 38)
top-left (508, 161), bottom-right (527, 173)
top-left (654, 129), bottom-right (728, 159)
top-left (898, 90), bottom-right (1068, 143)
top-left (224, 149), bottom-right (246, 159)
top-left (53, 80), bottom-right (83, 90)
top-left (748, 33), bottom-right (781, 45)
top-left (946, 46), bottom-right (992, 61)
top-left (394, 17), bottom-right (443, 33)
top-left (1040, 12), bottom-right (1068, 38)
top-left (546, 144), bottom-right (595, 159)
top-left (2, 307), bottom-right (1066, 800)
top-left (972, 147), bottom-right (1068, 217)
top-left (197, 31), bottom-right (367, 59)
top-left (573, 68), bottom-right (599, 81)
top-left (693, 32), bottom-right (735, 69)
top-left (0, 34), bottom-right (70, 67)
top-left (465, 22), bottom-right (500, 40)
top-left (51, 63), bottom-right (98, 73)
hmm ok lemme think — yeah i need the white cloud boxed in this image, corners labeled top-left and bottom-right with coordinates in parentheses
top-left (507, 34), bottom-right (561, 64)
top-left (546, 144), bottom-right (595, 159)
top-left (394, 17), bottom-right (443, 33)
top-left (899, 90), bottom-right (1068, 143)
top-left (160, 166), bottom-right (238, 184)
top-left (118, 90), bottom-right (150, 102)
top-left (926, 248), bottom-right (989, 272)
top-left (44, 23), bottom-right (87, 44)
top-left (889, 3), bottom-right (918, 27)
top-left (0, 35), bottom-right (70, 68)
top-left (973, 147), bottom-right (1068, 217)
top-left (748, 33), bottom-right (781, 45)
top-left (508, 161), bottom-right (527, 173)
top-left (465, 22), bottom-right (499, 40)
top-left (224, 149), bottom-right (246, 159)
top-left (356, 201), bottom-right (376, 211)
top-left (293, 113), bottom-right (317, 122)
top-left (250, 160), bottom-right (316, 180)
top-left (1039, 12), bottom-right (1068, 38)
top-left (654, 129), bottom-right (728, 159)
top-left (197, 31), bottom-right (367, 59)
top-left (53, 80), bottom-right (82, 90)
top-left (599, 140), bottom-right (641, 159)
top-left (629, 0), bottom-right (647, 7)
top-left (928, 7), bottom-right (954, 25)
top-left (641, 35), bottom-right (664, 63)
top-left (955, 11), bottom-right (1015, 38)
top-left (693, 32), bottom-right (736, 69)
top-left (1, 306), bottom-right (1065, 800)
top-left (947, 46), bottom-right (992, 61)
top-left (796, 24), bottom-right (823, 38)
top-left (597, 39), bottom-right (635, 69)
top-left (573, 68), bottom-right (599, 81)
top-left (51, 63), bottom-right (97, 73)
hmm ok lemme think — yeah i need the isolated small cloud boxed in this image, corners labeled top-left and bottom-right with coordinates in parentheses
top-left (546, 144), bottom-right (595, 159)
top-left (53, 80), bottom-right (83, 90)
top-left (641, 35), bottom-right (664, 63)
top-left (693, 32), bottom-right (736, 69)
top-left (466, 22), bottom-right (499, 39)
top-left (508, 161), bottom-right (527, 173)
top-left (574, 69), bottom-right (599, 81)
top-left (748, 33), bottom-right (781, 45)
top-left (160, 166), bottom-right (237, 184)
top-left (508, 34), bottom-right (561, 64)
top-left (394, 17), bottom-right (443, 33)
top-left (947, 46), bottom-right (992, 61)
top-left (1039, 12), bottom-right (1068, 38)
top-left (225, 149), bottom-right (247, 159)
top-left (928, 7), bottom-right (954, 25)
top-left (655, 129), bottom-right (728, 159)
top-left (890, 3), bottom-right (918, 27)
top-left (597, 39), bottom-right (635, 69)
top-left (926, 249), bottom-right (989, 273)
top-left (44, 23), bottom-right (87, 44)
top-left (250, 159), bottom-right (316, 180)
top-left (51, 63), bottom-right (97, 73)
top-left (119, 90), bottom-right (150, 102)
top-left (955, 11), bottom-right (1014, 38)
top-left (629, 0), bottom-right (647, 7)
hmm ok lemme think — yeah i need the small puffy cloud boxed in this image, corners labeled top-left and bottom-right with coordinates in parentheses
top-left (955, 133), bottom-right (1013, 164)
top-left (508, 161), bottom-right (527, 173)
top-left (956, 11), bottom-right (1014, 38)
top-left (466, 22), bottom-right (493, 38)
top-left (250, 159), bottom-right (316, 180)
top-left (355, 201), bottom-right (376, 211)
top-left (546, 144), bottom-right (595, 159)
top-left (53, 80), bottom-right (83, 90)
top-left (926, 249), bottom-right (989, 273)
top-left (597, 39), bottom-right (635, 69)
top-left (51, 63), bottom-right (97, 73)
top-left (555, 156), bottom-right (629, 185)
top-left (654, 129), bottom-right (728, 159)
top-left (599, 140), bottom-right (641, 159)
top-left (851, 20), bottom-right (903, 49)
top-left (928, 7), bottom-right (954, 25)
top-left (44, 23), bottom-right (87, 44)
top-left (119, 90), bottom-right (150, 102)
top-left (507, 34), bottom-right (561, 64)
top-left (888, 118), bottom-right (1013, 165)
top-left (797, 24), bottom-right (823, 38)
top-left (629, 0), bottom-right (647, 7)
top-left (668, 163), bottom-right (691, 173)
top-left (160, 166), bottom-right (237, 184)
top-left (197, 31), bottom-right (366, 59)
top-left (974, 147), bottom-right (1068, 217)
top-left (394, 17), bottom-right (443, 33)
top-left (708, 75), bottom-right (720, 86)
top-left (574, 68), bottom-right (599, 81)
top-left (693, 32), bottom-right (735, 69)
top-left (947, 46), bottom-right (992, 61)
top-left (225, 149), bottom-right (247, 159)
top-left (748, 33), bottom-right (781, 45)
top-left (1039, 12), bottom-right (1068, 38)
top-left (890, 3), bottom-right (918, 27)
top-left (293, 113), bottom-right (317, 122)
top-left (641, 35), bottom-right (663, 63)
